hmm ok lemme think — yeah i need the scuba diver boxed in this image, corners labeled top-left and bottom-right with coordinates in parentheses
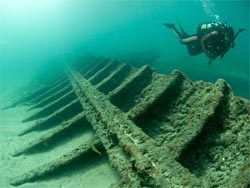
top-left (164, 22), bottom-right (246, 64)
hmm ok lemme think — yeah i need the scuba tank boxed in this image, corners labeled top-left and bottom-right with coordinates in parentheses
top-left (197, 22), bottom-right (227, 39)
top-left (197, 22), bottom-right (229, 59)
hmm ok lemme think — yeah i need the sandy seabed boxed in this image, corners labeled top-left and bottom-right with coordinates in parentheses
top-left (0, 95), bottom-right (119, 188)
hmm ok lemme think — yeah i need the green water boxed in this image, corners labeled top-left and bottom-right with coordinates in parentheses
top-left (0, 0), bottom-right (249, 98)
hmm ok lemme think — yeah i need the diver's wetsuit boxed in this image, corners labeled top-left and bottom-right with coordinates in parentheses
top-left (170, 26), bottom-right (203, 56)
top-left (182, 35), bottom-right (203, 56)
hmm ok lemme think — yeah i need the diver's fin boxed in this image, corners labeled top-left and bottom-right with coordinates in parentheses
top-left (176, 16), bottom-right (189, 38)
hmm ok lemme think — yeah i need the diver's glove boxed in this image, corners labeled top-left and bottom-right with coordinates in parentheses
top-left (208, 58), bottom-right (213, 65)
top-left (238, 28), bottom-right (246, 32)
top-left (231, 28), bottom-right (246, 48)
top-left (234, 28), bottom-right (246, 41)
top-left (204, 50), bottom-right (212, 63)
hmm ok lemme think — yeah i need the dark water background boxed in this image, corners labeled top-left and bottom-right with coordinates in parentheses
top-left (0, 0), bottom-right (249, 99)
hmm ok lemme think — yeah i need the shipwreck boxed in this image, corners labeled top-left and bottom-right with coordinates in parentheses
top-left (4, 54), bottom-right (250, 187)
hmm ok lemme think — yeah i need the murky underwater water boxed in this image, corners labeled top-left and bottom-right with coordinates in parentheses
top-left (0, 1), bottom-right (249, 188)
top-left (0, 0), bottom-right (249, 98)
